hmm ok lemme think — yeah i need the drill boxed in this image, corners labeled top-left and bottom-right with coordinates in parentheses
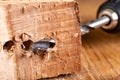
top-left (81, 0), bottom-right (120, 35)
top-left (31, 0), bottom-right (120, 51)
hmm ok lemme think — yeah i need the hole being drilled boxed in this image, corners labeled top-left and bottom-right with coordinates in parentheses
top-left (21, 40), bottom-right (33, 50)
top-left (3, 40), bottom-right (15, 51)
top-left (48, 39), bottom-right (56, 48)
top-left (31, 39), bottom-right (56, 52)
top-left (31, 39), bottom-right (56, 56)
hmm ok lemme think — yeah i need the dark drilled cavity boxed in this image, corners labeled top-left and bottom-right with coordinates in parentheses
top-left (3, 40), bottom-right (14, 51)
top-left (21, 40), bottom-right (33, 50)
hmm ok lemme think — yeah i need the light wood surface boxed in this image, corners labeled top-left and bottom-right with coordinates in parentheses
top-left (80, 0), bottom-right (120, 80)
top-left (82, 29), bottom-right (120, 80)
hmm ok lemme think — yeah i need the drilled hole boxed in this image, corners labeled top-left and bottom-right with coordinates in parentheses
top-left (3, 40), bottom-right (14, 51)
top-left (21, 40), bottom-right (33, 50)
top-left (49, 41), bottom-right (55, 48)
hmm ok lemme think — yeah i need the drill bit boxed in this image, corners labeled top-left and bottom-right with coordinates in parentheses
top-left (81, 16), bottom-right (110, 35)
top-left (31, 39), bottom-right (55, 52)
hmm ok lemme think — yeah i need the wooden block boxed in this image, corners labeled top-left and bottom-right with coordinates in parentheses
top-left (0, 1), bottom-right (81, 80)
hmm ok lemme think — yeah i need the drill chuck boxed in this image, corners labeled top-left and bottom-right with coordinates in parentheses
top-left (81, 0), bottom-right (120, 35)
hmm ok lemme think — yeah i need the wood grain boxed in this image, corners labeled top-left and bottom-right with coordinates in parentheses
top-left (80, 0), bottom-right (120, 80)
top-left (82, 29), bottom-right (120, 80)
top-left (0, 1), bottom-right (81, 80)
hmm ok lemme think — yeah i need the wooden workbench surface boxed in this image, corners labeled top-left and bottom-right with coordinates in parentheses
top-left (80, 0), bottom-right (120, 80)
top-left (82, 29), bottom-right (120, 80)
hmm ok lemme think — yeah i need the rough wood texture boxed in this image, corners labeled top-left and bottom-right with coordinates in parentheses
top-left (0, 1), bottom-right (81, 80)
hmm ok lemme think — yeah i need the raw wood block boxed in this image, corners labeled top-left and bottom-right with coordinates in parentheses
top-left (0, 1), bottom-right (81, 80)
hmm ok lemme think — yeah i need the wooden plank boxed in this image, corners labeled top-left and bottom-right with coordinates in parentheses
top-left (0, 1), bottom-right (81, 80)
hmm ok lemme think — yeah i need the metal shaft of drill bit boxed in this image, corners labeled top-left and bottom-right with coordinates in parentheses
top-left (81, 16), bottom-right (110, 35)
